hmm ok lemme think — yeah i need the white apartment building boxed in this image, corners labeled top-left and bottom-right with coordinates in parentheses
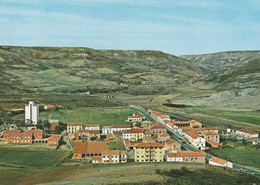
top-left (184, 131), bottom-right (206, 150)
top-left (85, 124), bottom-right (100, 130)
top-left (25, 101), bottom-right (39, 125)
top-left (235, 129), bottom-right (258, 139)
top-left (102, 125), bottom-right (131, 134)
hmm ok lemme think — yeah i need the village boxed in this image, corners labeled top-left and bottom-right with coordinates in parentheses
top-left (0, 101), bottom-right (259, 170)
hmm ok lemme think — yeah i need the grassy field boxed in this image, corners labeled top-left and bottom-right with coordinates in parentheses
top-left (11, 107), bottom-right (133, 126)
top-left (208, 141), bottom-right (260, 170)
top-left (0, 147), bottom-right (72, 167)
top-left (109, 140), bottom-right (126, 150)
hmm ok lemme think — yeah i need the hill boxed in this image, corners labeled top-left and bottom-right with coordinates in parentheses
top-left (0, 46), bottom-right (206, 94)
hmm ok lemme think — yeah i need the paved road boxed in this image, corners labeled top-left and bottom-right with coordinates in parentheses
top-left (130, 105), bottom-right (260, 176)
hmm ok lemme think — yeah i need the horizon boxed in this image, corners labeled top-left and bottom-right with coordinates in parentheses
top-left (0, 0), bottom-right (259, 55)
top-left (1, 44), bottom-right (260, 56)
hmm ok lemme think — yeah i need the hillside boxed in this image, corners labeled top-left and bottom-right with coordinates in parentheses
top-left (0, 46), bottom-right (206, 94)
top-left (180, 50), bottom-right (260, 70)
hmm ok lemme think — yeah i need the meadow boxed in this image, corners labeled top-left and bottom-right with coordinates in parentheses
top-left (0, 147), bottom-right (72, 167)
top-left (11, 106), bottom-right (133, 126)
top-left (208, 141), bottom-right (260, 170)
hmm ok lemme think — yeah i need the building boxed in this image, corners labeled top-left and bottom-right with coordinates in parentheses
top-left (150, 110), bottom-right (171, 123)
top-left (85, 124), bottom-right (100, 130)
top-left (172, 120), bottom-right (202, 130)
top-left (164, 139), bottom-right (181, 152)
top-left (3, 130), bottom-right (21, 139)
top-left (112, 131), bottom-right (123, 140)
top-left (202, 131), bottom-right (220, 143)
top-left (128, 113), bottom-right (143, 122)
top-left (157, 132), bottom-right (171, 143)
top-left (92, 156), bottom-right (102, 163)
top-left (184, 131), bottom-right (206, 150)
top-left (101, 150), bottom-right (127, 163)
top-left (194, 127), bottom-right (219, 134)
top-left (47, 135), bottom-right (61, 146)
top-left (26, 129), bottom-right (43, 140)
top-left (25, 101), bottom-right (39, 125)
top-left (142, 137), bottom-right (156, 143)
top-left (7, 132), bottom-right (33, 144)
top-left (44, 105), bottom-right (57, 110)
top-left (166, 152), bottom-right (206, 163)
top-left (73, 141), bottom-right (109, 159)
top-left (78, 130), bottom-right (101, 141)
top-left (235, 129), bottom-right (259, 139)
top-left (123, 129), bottom-right (144, 141)
top-left (124, 139), bottom-right (134, 150)
top-left (144, 130), bottom-right (152, 138)
top-left (134, 143), bottom-right (164, 162)
top-left (209, 157), bottom-right (233, 168)
top-left (67, 123), bottom-right (83, 133)
top-left (102, 124), bottom-right (131, 134)
top-left (150, 123), bottom-right (167, 134)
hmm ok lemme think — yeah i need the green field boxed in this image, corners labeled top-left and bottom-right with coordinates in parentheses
top-left (11, 107), bottom-right (133, 126)
top-left (0, 147), bottom-right (72, 167)
top-left (109, 140), bottom-right (126, 150)
top-left (208, 141), bottom-right (260, 170)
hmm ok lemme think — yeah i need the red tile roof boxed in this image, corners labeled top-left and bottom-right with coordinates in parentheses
top-left (101, 150), bottom-right (121, 155)
top-left (209, 157), bottom-right (227, 165)
top-left (134, 143), bottom-right (164, 148)
top-left (158, 132), bottom-right (170, 137)
top-left (92, 156), bottom-right (102, 161)
top-left (202, 131), bottom-right (218, 136)
top-left (207, 141), bottom-right (220, 147)
top-left (74, 141), bottom-right (109, 154)
top-left (165, 139), bottom-right (179, 144)
top-left (144, 130), bottom-right (152, 134)
top-left (168, 152), bottom-right (206, 157)
top-left (113, 131), bottom-right (122, 135)
top-left (185, 131), bottom-right (201, 139)
top-left (124, 129), bottom-right (143, 134)
top-left (68, 123), bottom-right (82, 126)
top-left (112, 124), bottom-right (131, 128)
top-left (237, 129), bottom-right (257, 134)
top-left (3, 130), bottom-right (21, 133)
top-left (128, 115), bottom-right (143, 119)
top-left (85, 124), bottom-right (100, 127)
top-left (151, 123), bottom-right (166, 129)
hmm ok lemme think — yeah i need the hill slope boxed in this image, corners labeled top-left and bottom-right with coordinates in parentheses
top-left (0, 46), bottom-right (206, 94)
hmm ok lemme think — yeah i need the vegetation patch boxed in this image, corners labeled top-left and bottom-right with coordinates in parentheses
top-left (0, 147), bottom-right (71, 167)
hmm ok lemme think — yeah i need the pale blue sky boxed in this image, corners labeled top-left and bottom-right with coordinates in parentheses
top-left (0, 0), bottom-right (259, 55)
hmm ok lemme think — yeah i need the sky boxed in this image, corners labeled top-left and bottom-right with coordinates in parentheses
top-left (0, 0), bottom-right (259, 55)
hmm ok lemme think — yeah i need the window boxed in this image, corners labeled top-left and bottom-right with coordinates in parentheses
top-left (25, 136), bottom-right (27, 139)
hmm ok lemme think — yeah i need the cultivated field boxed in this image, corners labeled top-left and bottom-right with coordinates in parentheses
top-left (0, 147), bottom-right (72, 167)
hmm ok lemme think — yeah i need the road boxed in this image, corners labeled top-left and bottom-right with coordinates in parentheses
top-left (130, 105), bottom-right (260, 176)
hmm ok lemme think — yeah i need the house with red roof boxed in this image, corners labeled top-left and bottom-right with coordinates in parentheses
top-left (235, 129), bottom-right (258, 139)
top-left (47, 135), bottom-right (61, 146)
top-left (128, 113), bottom-right (143, 122)
top-left (184, 131), bottom-right (205, 150)
top-left (123, 129), bottom-right (144, 141)
top-left (166, 152), bottom-right (206, 163)
top-left (3, 130), bottom-right (21, 140)
top-left (100, 150), bottom-right (127, 164)
top-left (73, 141), bottom-right (109, 159)
top-left (150, 123), bottom-right (167, 134)
top-left (209, 157), bottom-right (233, 168)
top-left (102, 124), bottom-right (131, 134)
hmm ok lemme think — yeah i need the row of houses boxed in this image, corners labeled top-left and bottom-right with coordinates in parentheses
top-left (73, 141), bottom-right (127, 164)
top-left (2, 129), bottom-right (61, 147)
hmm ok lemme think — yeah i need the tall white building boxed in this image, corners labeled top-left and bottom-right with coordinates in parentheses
top-left (25, 101), bottom-right (39, 125)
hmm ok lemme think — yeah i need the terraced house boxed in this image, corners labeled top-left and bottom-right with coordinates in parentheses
top-left (184, 131), bottom-right (206, 150)
top-left (134, 143), bottom-right (164, 162)
top-left (67, 123), bottom-right (83, 133)
top-left (123, 129), bottom-right (144, 141)
top-left (100, 150), bottom-right (127, 164)
top-left (102, 124), bottom-right (131, 134)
